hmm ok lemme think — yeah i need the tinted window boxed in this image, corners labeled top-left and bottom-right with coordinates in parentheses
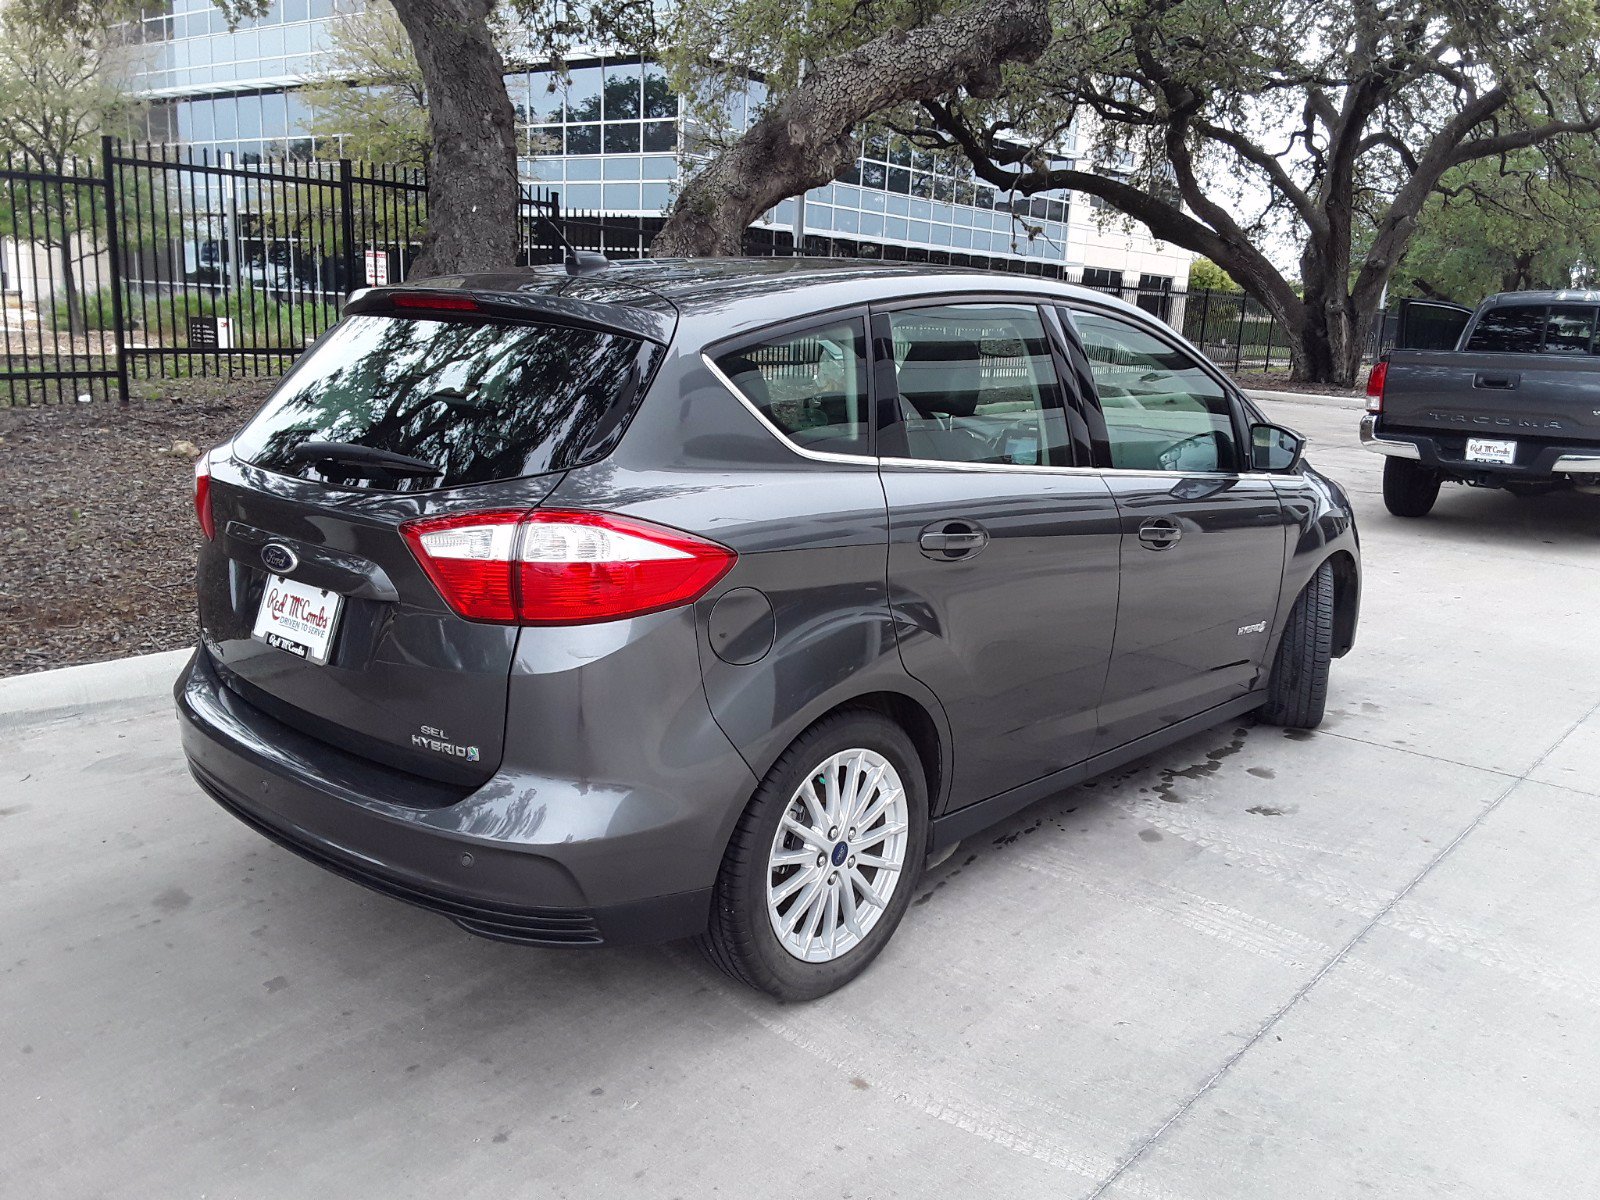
top-left (1465, 305), bottom-right (1546, 353)
top-left (1544, 305), bottom-right (1597, 354)
top-left (714, 319), bottom-right (871, 455)
top-left (235, 314), bottom-right (652, 491)
top-left (1071, 309), bottom-right (1239, 473)
top-left (886, 304), bottom-right (1073, 467)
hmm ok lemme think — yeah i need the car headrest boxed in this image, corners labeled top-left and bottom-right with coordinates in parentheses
top-left (897, 335), bottom-right (984, 418)
top-left (719, 356), bottom-right (772, 410)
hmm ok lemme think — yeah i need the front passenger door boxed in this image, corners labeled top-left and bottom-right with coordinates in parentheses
top-left (1064, 306), bottom-right (1291, 753)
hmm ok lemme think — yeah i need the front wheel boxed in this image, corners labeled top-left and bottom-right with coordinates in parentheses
top-left (1259, 560), bottom-right (1334, 729)
top-left (699, 711), bottom-right (928, 1001)
top-left (1383, 457), bottom-right (1441, 518)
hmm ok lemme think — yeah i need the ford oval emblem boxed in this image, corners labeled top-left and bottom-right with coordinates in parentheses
top-left (261, 542), bottom-right (299, 574)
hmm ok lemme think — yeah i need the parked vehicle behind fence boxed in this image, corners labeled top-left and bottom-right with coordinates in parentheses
top-left (1364, 291), bottom-right (1600, 516)
top-left (176, 259), bottom-right (1361, 1000)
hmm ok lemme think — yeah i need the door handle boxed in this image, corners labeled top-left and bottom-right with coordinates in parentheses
top-left (1473, 372), bottom-right (1519, 390)
top-left (1137, 517), bottom-right (1182, 550)
top-left (919, 520), bottom-right (989, 561)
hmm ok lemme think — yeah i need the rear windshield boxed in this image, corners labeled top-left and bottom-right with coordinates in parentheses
top-left (1464, 303), bottom-right (1600, 355)
top-left (234, 314), bottom-right (654, 490)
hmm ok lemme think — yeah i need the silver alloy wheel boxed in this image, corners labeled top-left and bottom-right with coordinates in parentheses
top-left (765, 747), bottom-right (910, 963)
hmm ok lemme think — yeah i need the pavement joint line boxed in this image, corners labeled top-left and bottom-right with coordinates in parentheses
top-left (1312, 725), bottom-right (1600, 798)
top-left (1080, 692), bottom-right (1600, 1200)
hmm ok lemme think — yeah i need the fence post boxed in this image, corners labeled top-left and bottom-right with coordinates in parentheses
top-left (1197, 287), bottom-right (1212, 350)
top-left (338, 159), bottom-right (358, 300)
top-left (100, 135), bottom-right (130, 405)
top-left (1262, 313), bottom-right (1274, 373)
top-left (1233, 297), bottom-right (1248, 373)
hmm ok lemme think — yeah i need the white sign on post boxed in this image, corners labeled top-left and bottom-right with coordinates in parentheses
top-left (364, 249), bottom-right (390, 287)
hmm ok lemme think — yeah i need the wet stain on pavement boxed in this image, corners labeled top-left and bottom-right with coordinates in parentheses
top-left (1138, 829), bottom-right (1163, 843)
top-left (152, 887), bottom-right (191, 913)
top-left (1247, 805), bottom-right (1292, 816)
top-left (262, 975), bottom-right (289, 993)
top-left (1247, 767), bottom-right (1276, 780)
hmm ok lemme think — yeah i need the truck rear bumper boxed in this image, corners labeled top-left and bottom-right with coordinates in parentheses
top-left (1359, 415), bottom-right (1421, 459)
top-left (1361, 416), bottom-right (1600, 479)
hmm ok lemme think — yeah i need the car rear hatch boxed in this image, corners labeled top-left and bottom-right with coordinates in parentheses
top-left (195, 286), bottom-right (671, 786)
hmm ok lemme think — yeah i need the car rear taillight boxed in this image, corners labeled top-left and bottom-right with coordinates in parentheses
top-left (390, 291), bottom-right (480, 313)
top-left (1365, 360), bottom-right (1388, 413)
top-left (194, 457), bottom-right (215, 540)
top-left (400, 509), bottom-right (737, 626)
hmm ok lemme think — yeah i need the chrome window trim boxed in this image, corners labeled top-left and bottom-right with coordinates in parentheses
top-left (876, 454), bottom-right (1283, 482)
top-left (701, 352), bottom-right (877, 467)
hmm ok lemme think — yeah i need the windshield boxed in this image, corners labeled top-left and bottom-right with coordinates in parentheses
top-left (234, 313), bottom-right (654, 490)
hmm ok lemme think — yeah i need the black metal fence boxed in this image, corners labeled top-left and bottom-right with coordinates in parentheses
top-left (1, 140), bottom-right (560, 404)
top-left (3, 145), bottom-right (1308, 405)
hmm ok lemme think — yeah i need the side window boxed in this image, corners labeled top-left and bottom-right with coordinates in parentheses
top-left (1543, 305), bottom-right (1597, 354)
top-left (885, 304), bottom-right (1073, 467)
top-left (1465, 305), bottom-right (1547, 353)
top-left (1069, 308), bottom-right (1240, 473)
top-left (713, 319), bottom-right (871, 455)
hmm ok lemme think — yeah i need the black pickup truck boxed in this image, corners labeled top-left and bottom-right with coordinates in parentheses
top-left (1362, 291), bottom-right (1600, 516)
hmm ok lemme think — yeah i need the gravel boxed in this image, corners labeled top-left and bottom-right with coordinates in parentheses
top-left (0, 381), bottom-right (275, 677)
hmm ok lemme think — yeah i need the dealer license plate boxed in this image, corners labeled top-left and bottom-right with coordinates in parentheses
top-left (1465, 437), bottom-right (1516, 465)
top-left (252, 574), bottom-right (342, 665)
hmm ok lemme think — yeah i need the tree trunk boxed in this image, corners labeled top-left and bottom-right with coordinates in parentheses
top-left (389, 0), bottom-right (519, 277)
top-left (652, 0), bottom-right (1050, 257)
top-left (58, 238), bottom-right (85, 338)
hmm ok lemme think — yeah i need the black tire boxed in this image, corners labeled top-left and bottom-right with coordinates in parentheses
top-left (1383, 457), bottom-right (1441, 518)
top-left (1259, 560), bottom-right (1334, 729)
top-left (698, 710), bottom-right (929, 1001)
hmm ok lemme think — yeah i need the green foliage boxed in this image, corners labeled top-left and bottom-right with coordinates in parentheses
top-left (1392, 148), bottom-right (1600, 303)
top-left (48, 285), bottom-right (122, 332)
top-left (302, 1), bottom-right (430, 168)
top-left (143, 288), bottom-right (336, 348)
top-left (1189, 258), bottom-right (1241, 293)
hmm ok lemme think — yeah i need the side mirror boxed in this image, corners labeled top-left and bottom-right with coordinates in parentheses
top-left (1250, 422), bottom-right (1305, 472)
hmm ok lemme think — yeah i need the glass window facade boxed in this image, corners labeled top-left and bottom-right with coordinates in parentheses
top-left (129, 7), bottom-right (1087, 264)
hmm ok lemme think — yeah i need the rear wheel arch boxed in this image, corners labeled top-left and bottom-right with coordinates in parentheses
top-left (1326, 550), bottom-right (1359, 658)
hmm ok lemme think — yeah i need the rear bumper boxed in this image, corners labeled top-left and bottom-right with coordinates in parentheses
top-left (1360, 416), bottom-right (1600, 479)
top-left (176, 646), bottom-right (750, 946)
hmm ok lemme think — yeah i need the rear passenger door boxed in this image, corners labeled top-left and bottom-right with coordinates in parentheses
top-left (1062, 306), bottom-right (1291, 752)
top-left (875, 301), bottom-right (1122, 811)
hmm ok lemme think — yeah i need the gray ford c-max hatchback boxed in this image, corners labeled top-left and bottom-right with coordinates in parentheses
top-left (178, 259), bottom-right (1360, 1000)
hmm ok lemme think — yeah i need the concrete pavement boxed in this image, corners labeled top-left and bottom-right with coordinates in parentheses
top-left (3, 393), bottom-right (1599, 1199)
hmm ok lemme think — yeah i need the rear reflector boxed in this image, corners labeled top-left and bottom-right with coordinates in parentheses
top-left (1364, 360), bottom-right (1388, 413)
top-left (194, 457), bottom-right (215, 541)
top-left (390, 291), bottom-right (480, 312)
top-left (400, 509), bottom-right (736, 626)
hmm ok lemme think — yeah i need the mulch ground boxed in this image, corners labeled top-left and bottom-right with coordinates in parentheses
top-left (0, 379), bottom-right (276, 677)
top-left (1231, 371), bottom-right (1364, 397)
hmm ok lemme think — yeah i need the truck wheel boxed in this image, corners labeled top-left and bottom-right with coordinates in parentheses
top-left (1382, 458), bottom-right (1441, 518)
top-left (1259, 560), bottom-right (1334, 729)
top-left (699, 711), bottom-right (928, 1001)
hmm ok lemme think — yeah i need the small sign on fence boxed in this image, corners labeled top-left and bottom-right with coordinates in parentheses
top-left (364, 249), bottom-right (390, 287)
top-left (187, 316), bottom-right (233, 350)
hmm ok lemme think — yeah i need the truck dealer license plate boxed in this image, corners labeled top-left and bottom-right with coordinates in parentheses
top-left (252, 575), bottom-right (342, 665)
top-left (1465, 437), bottom-right (1516, 465)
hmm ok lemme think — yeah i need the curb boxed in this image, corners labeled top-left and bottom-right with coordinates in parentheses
top-left (0, 648), bottom-right (191, 728)
top-left (1244, 388), bottom-right (1364, 408)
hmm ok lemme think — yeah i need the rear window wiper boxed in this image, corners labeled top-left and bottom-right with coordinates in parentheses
top-left (287, 441), bottom-right (444, 478)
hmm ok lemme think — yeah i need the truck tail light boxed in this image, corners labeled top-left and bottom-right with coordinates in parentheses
top-left (194, 457), bottom-right (216, 540)
top-left (1365, 361), bottom-right (1388, 413)
top-left (400, 509), bottom-right (736, 626)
